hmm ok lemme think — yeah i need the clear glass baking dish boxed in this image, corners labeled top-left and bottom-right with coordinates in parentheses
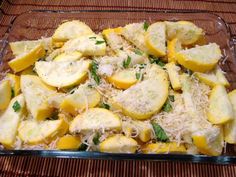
top-left (0, 10), bottom-right (236, 164)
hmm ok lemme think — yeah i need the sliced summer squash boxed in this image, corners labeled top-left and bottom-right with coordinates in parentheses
top-left (123, 120), bottom-right (153, 142)
top-left (0, 94), bottom-right (25, 148)
top-left (52, 20), bottom-right (94, 42)
top-left (122, 22), bottom-right (149, 52)
top-left (0, 80), bottom-right (12, 110)
top-left (20, 75), bottom-right (56, 121)
top-left (165, 21), bottom-right (203, 45)
top-left (113, 65), bottom-right (169, 120)
top-left (35, 60), bottom-right (91, 88)
top-left (107, 69), bottom-right (138, 89)
top-left (224, 90), bottom-right (236, 144)
top-left (5, 73), bottom-right (21, 96)
top-left (192, 127), bottom-right (223, 156)
top-left (175, 43), bottom-right (222, 72)
top-left (194, 67), bottom-right (230, 87)
top-left (60, 84), bottom-right (101, 115)
top-left (207, 85), bottom-right (233, 124)
top-left (165, 62), bottom-right (181, 90)
top-left (100, 134), bottom-right (137, 153)
top-left (8, 44), bottom-right (45, 73)
top-left (9, 38), bottom-right (51, 56)
top-left (102, 27), bottom-right (125, 52)
top-left (54, 51), bottom-right (82, 62)
top-left (62, 34), bottom-right (106, 56)
top-left (145, 22), bottom-right (166, 57)
top-left (142, 142), bottom-right (186, 154)
top-left (18, 119), bottom-right (67, 145)
top-left (167, 38), bottom-right (182, 63)
top-left (70, 108), bottom-right (121, 133)
top-left (56, 135), bottom-right (81, 150)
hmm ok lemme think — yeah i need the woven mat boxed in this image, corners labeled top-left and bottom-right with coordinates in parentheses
top-left (0, 0), bottom-right (236, 176)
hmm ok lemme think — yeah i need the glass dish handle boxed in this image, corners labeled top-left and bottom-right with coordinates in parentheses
top-left (230, 35), bottom-right (236, 62)
top-left (0, 39), bottom-right (8, 61)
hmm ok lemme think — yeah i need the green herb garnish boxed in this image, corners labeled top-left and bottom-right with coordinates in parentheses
top-left (100, 103), bottom-right (110, 110)
top-left (91, 61), bottom-right (100, 85)
top-left (93, 133), bottom-right (101, 145)
top-left (11, 88), bottom-right (15, 98)
top-left (123, 56), bottom-right (131, 68)
top-left (169, 95), bottom-right (175, 102)
top-left (89, 36), bottom-right (96, 39)
top-left (12, 101), bottom-right (21, 112)
top-left (149, 57), bottom-right (165, 67)
top-left (157, 60), bottom-right (165, 67)
top-left (78, 143), bottom-right (88, 151)
top-left (136, 72), bottom-right (141, 80)
top-left (151, 122), bottom-right (169, 142)
top-left (95, 40), bottom-right (105, 45)
top-left (143, 21), bottom-right (149, 31)
top-left (162, 99), bottom-right (172, 112)
top-left (139, 63), bottom-right (146, 69)
top-left (134, 49), bottom-right (143, 56)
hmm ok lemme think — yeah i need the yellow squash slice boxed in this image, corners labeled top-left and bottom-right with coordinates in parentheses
top-left (20, 75), bottom-right (56, 121)
top-left (18, 119), bottom-right (67, 145)
top-left (21, 66), bottom-right (37, 75)
top-left (145, 22), bottom-right (166, 57)
top-left (123, 120), bottom-right (152, 142)
top-left (207, 85), bottom-right (233, 124)
top-left (102, 27), bottom-right (123, 36)
top-left (180, 74), bottom-right (197, 116)
top-left (224, 90), bottom-right (236, 144)
top-left (5, 73), bottom-right (21, 96)
top-left (194, 72), bottom-right (219, 87)
top-left (47, 93), bottom-right (66, 109)
top-left (167, 38), bottom-right (182, 63)
top-left (165, 62), bottom-right (181, 90)
top-left (113, 65), bottom-right (168, 120)
top-left (62, 35), bottom-right (106, 56)
top-left (56, 135), bottom-right (81, 150)
top-left (54, 51), bottom-right (82, 62)
top-left (52, 20), bottom-right (94, 42)
top-left (194, 67), bottom-right (229, 87)
top-left (192, 127), bottom-right (223, 156)
top-left (107, 69), bottom-right (138, 89)
top-left (69, 108), bottom-right (121, 133)
top-left (100, 134), bottom-right (137, 153)
top-left (60, 84), bottom-right (101, 115)
top-left (176, 43), bottom-right (222, 72)
top-left (9, 38), bottom-right (51, 56)
top-left (142, 142), bottom-right (186, 154)
top-left (0, 80), bottom-right (12, 110)
top-left (122, 22), bottom-right (149, 52)
top-left (165, 21), bottom-right (203, 45)
top-left (35, 60), bottom-right (91, 88)
top-left (0, 94), bottom-right (25, 148)
top-left (215, 66), bottom-right (230, 87)
top-left (102, 27), bottom-right (125, 52)
top-left (8, 44), bottom-right (45, 73)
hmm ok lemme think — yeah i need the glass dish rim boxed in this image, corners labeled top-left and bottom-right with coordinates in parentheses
top-left (0, 9), bottom-right (236, 164)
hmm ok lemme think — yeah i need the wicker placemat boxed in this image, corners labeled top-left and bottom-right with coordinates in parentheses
top-left (0, 156), bottom-right (235, 177)
top-left (0, 0), bottom-right (236, 176)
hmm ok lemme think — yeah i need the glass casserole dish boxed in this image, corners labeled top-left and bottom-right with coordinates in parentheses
top-left (0, 10), bottom-right (236, 164)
